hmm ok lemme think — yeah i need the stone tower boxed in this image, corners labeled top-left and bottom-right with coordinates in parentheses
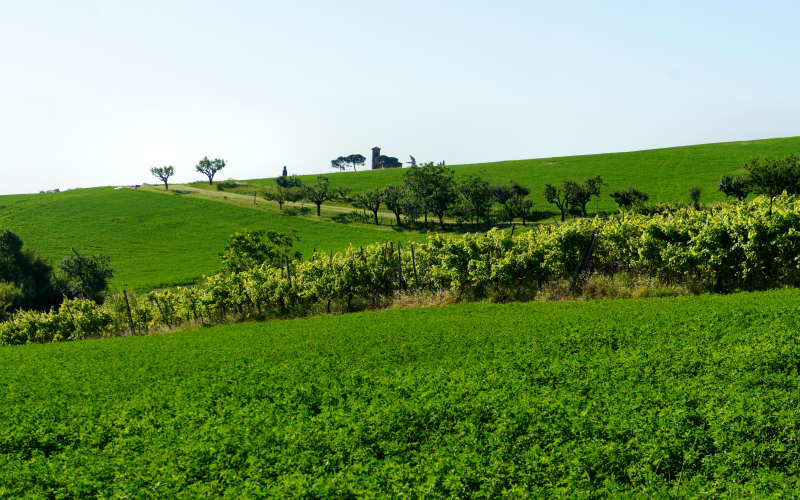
top-left (371, 146), bottom-right (381, 170)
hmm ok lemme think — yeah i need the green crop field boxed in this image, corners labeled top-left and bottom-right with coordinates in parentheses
top-left (248, 136), bottom-right (800, 213)
top-left (0, 187), bottom-right (425, 292)
top-left (3, 289), bottom-right (800, 496)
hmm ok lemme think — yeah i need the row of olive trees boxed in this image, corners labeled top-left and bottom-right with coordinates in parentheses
top-left (149, 156), bottom-right (226, 190)
top-left (266, 162), bottom-right (536, 226)
top-left (351, 163), bottom-right (536, 226)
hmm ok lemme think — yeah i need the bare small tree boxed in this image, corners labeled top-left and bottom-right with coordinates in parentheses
top-left (150, 166), bottom-right (175, 190)
top-left (303, 177), bottom-right (346, 216)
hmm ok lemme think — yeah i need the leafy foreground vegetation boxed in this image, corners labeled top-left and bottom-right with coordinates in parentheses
top-left (5, 195), bottom-right (800, 345)
top-left (0, 187), bottom-right (423, 291)
top-left (3, 290), bottom-right (800, 496)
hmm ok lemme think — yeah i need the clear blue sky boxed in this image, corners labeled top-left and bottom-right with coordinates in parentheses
top-left (2, 1), bottom-right (799, 194)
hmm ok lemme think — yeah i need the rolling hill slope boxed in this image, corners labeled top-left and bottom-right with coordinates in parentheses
top-left (0, 187), bottom-right (425, 291)
top-left (249, 136), bottom-right (800, 212)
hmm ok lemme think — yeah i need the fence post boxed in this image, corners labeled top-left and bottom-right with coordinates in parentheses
top-left (410, 243), bottom-right (419, 292)
top-left (397, 243), bottom-right (405, 290)
top-left (123, 290), bottom-right (136, 336)
top-left (570, 229), bottom-right (599, 294)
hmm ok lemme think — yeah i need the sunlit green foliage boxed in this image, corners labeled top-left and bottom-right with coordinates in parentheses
top-left (7, 195), bottom-right (800, 344)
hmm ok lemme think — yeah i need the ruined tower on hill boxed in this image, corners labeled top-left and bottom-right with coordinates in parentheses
top-left (371, 147), bottom-right (381, 170)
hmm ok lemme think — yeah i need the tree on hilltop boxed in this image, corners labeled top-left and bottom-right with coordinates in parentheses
top-left (150, 166), bottom-right (175, 190)
top-left (332, 154), bottom-right (366, 172)
top-left (196, 157), bottom-right (226, 184)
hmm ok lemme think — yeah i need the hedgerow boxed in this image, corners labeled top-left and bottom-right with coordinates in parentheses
top-left (4, 195), bottom-right (800, 344)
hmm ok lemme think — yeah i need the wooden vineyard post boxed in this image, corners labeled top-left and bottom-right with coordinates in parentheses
top-left (410, 243), bottom-right (419, 293)
top-left (570, 228), bottom-right (599, 294)
top-left (123, 290), bottom-right (136, 336)
top-left (285, 256), bottom-right (293, 307)
top-left (397, 243), bottom-right (405, 290)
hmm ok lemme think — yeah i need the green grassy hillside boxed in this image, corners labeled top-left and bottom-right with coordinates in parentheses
top-left (249, 136), bottom-right (800, 212)
top-left (3, 289), bottom-right (800, 496)
top-left (0, 187), bottom-right (425, 291)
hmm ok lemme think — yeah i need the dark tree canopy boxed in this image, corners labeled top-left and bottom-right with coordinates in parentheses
top-left (220, 230), bottom-right (300, 273)
top-left (563, 176), bottom-right (603, 216)
top-left (332, 154), bottom-right (366, 172)
top-left (688, 186), bottom-right (702, 210)
top-left (58, 250), bottom-right (113, 304)
top-left (718, 175), bottom-right (750, 201)
top-left (377, 155), bottom-right (402, 169)
top-left (353, 188), bottom-right (383, 225)
top-left (382, 185), bottom-right (406, 226)
top-left (196, 156), bottom-right (226, 184)
top-left (264, 185), bottom-right (301, 210)
top-left (610, 187), bottom-right (649, 210)
top-left (745, 155), bottom-right (800, 213)
top-left (402, 162), bottom-right (455, 225)
top-left (0, 230), bottom-right (113, 317)
top-left (331, 156), bottom-right (346, 172)
top-left (456, 175), bottom-right (493, 225)
top-left (0, 229), bottom-right (59, 312)
top-left (506, 191), bottom-right (533, 225)
top-left (276, 175), bottom-right (302, 188)
top-left (303, 177), bottom-right (345, 216)
top-left (543, 184), bottom-right (569, 222)
top-left (492, 181), bottom-right (532, 224)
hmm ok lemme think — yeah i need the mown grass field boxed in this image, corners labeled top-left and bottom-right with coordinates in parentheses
top-left (3, 289), bottom-right (800, 496)
top-left (0, 187), bottom-right (425, 291)
top-left (249, 136), bottom-right (800, 213)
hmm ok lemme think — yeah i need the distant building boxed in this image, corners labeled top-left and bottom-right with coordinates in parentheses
top-left (371, 147), bottom-right (381, 170)
top-left (371, 146), bottom-right (402, 170)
